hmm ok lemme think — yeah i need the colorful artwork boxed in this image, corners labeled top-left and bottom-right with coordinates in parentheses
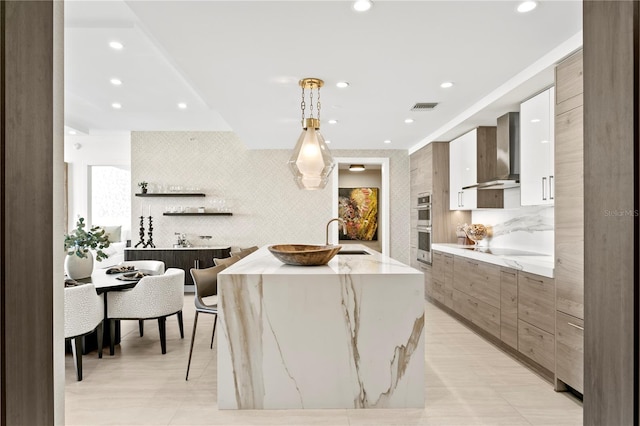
top-left (338, 187), bottom-right (378, 241)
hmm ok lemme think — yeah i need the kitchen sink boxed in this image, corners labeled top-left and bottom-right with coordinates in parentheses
top-left (336, 250), bottom-right (371, 255)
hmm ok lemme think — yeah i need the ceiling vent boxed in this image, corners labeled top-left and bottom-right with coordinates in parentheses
top-left (411, 102), bottom-right (438, 111)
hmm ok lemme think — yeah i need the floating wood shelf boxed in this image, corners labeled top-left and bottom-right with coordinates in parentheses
top-left (163, 212), bottom-right (232, 216)
top-left (135, 193), bottom-right (205, 197)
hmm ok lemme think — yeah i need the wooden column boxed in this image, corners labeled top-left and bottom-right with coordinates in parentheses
top-left (583, 1), bottom-right (638, 425)
top-left (0, 1), bottom-right (57, 424)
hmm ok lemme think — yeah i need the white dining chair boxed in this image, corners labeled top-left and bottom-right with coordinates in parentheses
top-left (64, 283), bottom-right (104, 381)
top-left (118, 260), bottom-right (167, 337)
top-left (107, 268), bottom-right (185, 355)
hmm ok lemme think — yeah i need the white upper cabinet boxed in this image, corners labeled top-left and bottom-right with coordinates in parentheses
top-left (449, 129), bottom-right (477, 210)
top-left (520, 87), bottom-right (555, 206)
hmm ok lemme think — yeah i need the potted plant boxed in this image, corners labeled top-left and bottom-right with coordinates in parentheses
top-left (138, 181), bottom-right (149, 194)
top-left (64, 217), bottom-right (111, 279)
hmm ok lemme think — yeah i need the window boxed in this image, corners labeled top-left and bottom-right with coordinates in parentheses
top-left (89, 165), bottom-right (131, 238)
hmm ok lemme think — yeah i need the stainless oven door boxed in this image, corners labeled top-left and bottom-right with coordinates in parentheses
top-left (417, 206), bottom-right (431, 227)
top-left (417, 227), bottom-right (432, 264)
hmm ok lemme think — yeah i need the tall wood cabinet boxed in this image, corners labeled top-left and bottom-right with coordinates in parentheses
top-left (554, 49), bottom-right (584, 394)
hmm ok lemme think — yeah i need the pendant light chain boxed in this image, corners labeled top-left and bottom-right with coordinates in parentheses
top-left (300, 86), bottom-right (306, 123)
top-left (309, 85), bottom-right (315, 119)
top-left (317, 85), bottom-right (321, 123)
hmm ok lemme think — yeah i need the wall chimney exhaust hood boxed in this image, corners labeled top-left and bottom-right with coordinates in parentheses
top-left (463, 112), bottom-right (520, 190)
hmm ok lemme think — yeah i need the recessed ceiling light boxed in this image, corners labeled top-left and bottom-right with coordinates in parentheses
top-left (110, 78), bottom-right (122, 86)
top-left (325, 140), bottom-right (331, 144)
top-left (111, 103), bottom-right (122, 109)
top-left (541, 140), bottom-right (549, 144)
top-left (336, 81), bottom-right (350, 88)
top-left (440, 81), bottom-right (454, 89)
top-left (353, 0), bottom-right (372, 12)
top-left (109, 41), bottom-right (124, 50)
top-left (531, 118), bottom-right (541, 123)
top-left (384, 140), bottom-right (391, 144)
top-left (178, 102), bottom-right (187, 109)
top-left (349, 164), bottom-right (366, 172)
top-left (68, 130), bottom-right (77, 135)
top-left (328, 119), bottom-right (338, 124)
top-left (517, 1), bottom-right (537, 13)
top-left (404, 118), bottom-right (414, 124)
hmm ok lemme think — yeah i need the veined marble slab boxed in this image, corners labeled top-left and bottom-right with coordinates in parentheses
top-left (217, 245), bottom-right (425, 409)
top-left (432, 243), bottom-right (554, 278)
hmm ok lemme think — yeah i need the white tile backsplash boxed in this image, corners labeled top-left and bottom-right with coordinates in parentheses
top-left (472, 205), bottom-right (554, 255)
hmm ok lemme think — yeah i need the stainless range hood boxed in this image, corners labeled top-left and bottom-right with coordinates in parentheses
top-left (463, 112), bottom-right (520, 190)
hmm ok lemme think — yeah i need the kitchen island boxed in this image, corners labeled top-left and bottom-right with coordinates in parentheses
top-left (217, 245), bottom-right (424, 409)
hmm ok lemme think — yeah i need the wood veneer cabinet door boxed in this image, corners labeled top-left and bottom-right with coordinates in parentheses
top-left (518, 319), bottom-right (555, 371)
top-left (453, 257), bottom-right (500, 308)
top-left (556, 312), bottom-right (584, 393)
top-left (452, 289), bottom-right (500, 339)
top-left (555, 50), bottom-right (583, 111)
top-left (555, 105), bottom-right (584, 319)
top-left (500, 269), bottom-right (518, 349)
top-left (518, 271), bottom-right (555, 334)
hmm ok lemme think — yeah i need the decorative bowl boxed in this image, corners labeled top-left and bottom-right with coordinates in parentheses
top-left (465, 224), bottom-right (488, 244)
top-left (268, 244), bottom-right (342, 266)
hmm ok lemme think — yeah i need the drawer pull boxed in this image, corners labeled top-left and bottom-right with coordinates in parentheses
top-left (525, 276), bottom-right (544, 284)
top-left (567, 322), bottom-right (584, 331)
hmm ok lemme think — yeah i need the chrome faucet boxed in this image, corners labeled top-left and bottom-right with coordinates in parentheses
top-left (326, 218), bottom-right (346, 245)
top-left (174, 232), bottom-right (191, 248)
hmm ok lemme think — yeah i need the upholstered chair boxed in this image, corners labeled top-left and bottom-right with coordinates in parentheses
top-left (107, 268), bottom-right (185, 355)
top-left (213, 254), bottom-right (241, 267)
top-left (64, 283), bottom-right (104, 381)
top-left (118, 260), bottom-right (167, 337)
top-left (185, 264), bottom-right (226, 380)
top-left (230, 246), bottom-right (259, 259)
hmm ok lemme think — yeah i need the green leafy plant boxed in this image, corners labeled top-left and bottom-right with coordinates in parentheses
top-left (64, 217), bottom-right (111, 261)
top-left (138, 181), bottom-right (148, 192)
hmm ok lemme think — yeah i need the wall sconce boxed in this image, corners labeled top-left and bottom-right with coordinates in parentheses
top-left (288, 78), bottom-right (335, 190)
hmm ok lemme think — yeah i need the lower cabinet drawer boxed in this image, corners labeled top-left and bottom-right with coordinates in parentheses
top-left (518, 271), bottom-right (555, 333)
top-left (556, 312), bottom-right (584, 393)
top-left (453, 289), bottom-right (500, 339)
top-left (432, 279), bottom-right (446, 305)
top-left (500, 269), bottom-right (518, 349)
top-left (518, 319), bottom-right (555, 371)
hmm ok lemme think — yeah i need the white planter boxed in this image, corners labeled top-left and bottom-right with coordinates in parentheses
top-left (64, 251), bottom-right (94, 279)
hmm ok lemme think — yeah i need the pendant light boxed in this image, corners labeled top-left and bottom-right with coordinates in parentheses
top-left (288, 78), bottom-right (335, 190)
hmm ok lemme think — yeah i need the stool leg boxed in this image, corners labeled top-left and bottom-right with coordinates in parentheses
top-left (109, 319), bottom-right (116, 356)
top-left (138, 320), bottom-right (144, 337)
top-left (185, 311), bottom-right (199, 381)
top-left (210, 314), bottom-right (218, 349)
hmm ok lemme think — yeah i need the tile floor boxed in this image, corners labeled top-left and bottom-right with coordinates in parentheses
top-left (65, 296), bottom-right (582, 425)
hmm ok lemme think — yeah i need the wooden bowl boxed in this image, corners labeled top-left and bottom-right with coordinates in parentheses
top-left (268, 244), bottom-right (342, 266)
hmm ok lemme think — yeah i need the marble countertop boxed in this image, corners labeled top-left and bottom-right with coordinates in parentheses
top-left (221, 244), bottom-right (422, 276)
top-left (125, 246), bottom-right (231, 250)
top-left (432, 243), bottom-right (554, 278)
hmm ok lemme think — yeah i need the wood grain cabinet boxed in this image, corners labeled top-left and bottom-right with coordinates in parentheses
top-left (518, 271), bottom-right (555, 372)
top-left (554, 49), bottom-right (584, 393)
top-left (125, 247), bottom-right (231, 286)
top-left (555, 312), bottom-right (584, 393)
top-left (452, 256), bottom-right (501, 338)
top-left (500, 269), bottom-right (518, 349)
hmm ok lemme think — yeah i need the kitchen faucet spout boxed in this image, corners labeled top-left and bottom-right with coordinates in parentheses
top-left (326, 218), bottom-right (346, 245)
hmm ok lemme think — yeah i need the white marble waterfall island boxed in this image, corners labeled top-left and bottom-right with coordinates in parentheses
top-left (217, 245), bottom-right (425, 409)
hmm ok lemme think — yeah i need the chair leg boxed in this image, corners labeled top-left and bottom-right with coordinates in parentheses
top-left (177, 311), bottom-right (184, 339)
top-left (138, 320), bottom-right (144, 337)
top-left (185, 311), bottom-right (199, 381)
top-left (96, 321), bottom-right (104, 359)
top-left (71, 336), bottom-right (83, 381)
top-left (210, 314), bottom-right (218, 349)
top-left (158, 317), bottom-right (167, 354)
top-left (109, 319), bottom-right (116, 356)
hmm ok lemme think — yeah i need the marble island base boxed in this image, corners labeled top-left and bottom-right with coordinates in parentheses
top-left (217, 245), bottom-right (425, 409)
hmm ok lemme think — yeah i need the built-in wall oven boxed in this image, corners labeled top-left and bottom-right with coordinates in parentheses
top-left (417, 193), bottom-right (432, 227)
top-left (417, 226), bottom-right (432, 264)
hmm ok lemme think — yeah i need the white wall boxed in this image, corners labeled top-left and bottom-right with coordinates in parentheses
top-left (131, 132), bottom-right (411, 263)
top-left (64, 133), bottom-right (131, 232)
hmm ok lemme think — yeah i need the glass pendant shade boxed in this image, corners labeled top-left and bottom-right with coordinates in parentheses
top-left (288, 126), bottom-right (335, 190)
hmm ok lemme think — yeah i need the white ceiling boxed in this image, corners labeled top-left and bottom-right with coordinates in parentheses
top-left (64, 0), bottom-right (582, 151)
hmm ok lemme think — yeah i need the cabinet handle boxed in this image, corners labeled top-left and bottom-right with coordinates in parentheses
top-left (461, 191), bottom-right (464, 207)
top-left (458, 191), bottom-right (462, 207)
top-left (524, 275), bottom-right (544, 284)
top-left (194, 259), bottom-right (200, 269)
top-left (542, 177), bottom-right (547, 200)
top-left (549, 175), bottom-right (554, 200)
top-left (567, 322), bottom-right (584, 331)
